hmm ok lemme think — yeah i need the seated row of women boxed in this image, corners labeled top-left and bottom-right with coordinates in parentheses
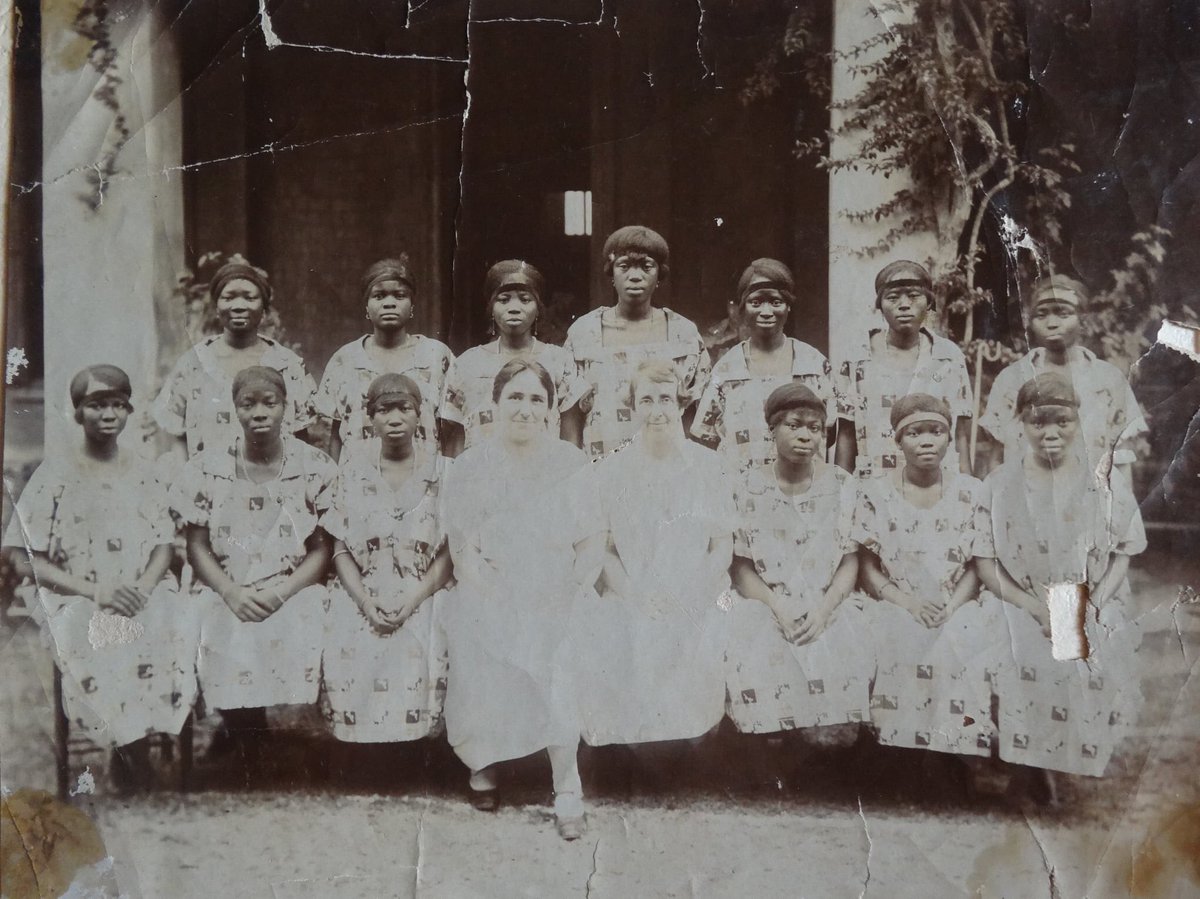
top-left (4, 350), bottom-right (1144, 839)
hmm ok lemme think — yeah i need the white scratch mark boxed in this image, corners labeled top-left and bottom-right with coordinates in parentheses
top-left (1156, 319), bottom-right (1200, 362)
top-left (88, 609), bottom-right (146, 649)
top-left (258, 0), bottom-right (281, 49)
top-left (856, 797), bottom-right (873, 897)
top-left (68, 767), bottom-right (96, 796)
top-left (714, 217), bottom-right (724, 227)
top-left (257, 0), bottom-right (465, 62)
top-left (1046, 582), bottom-right (1088, 660)
top-left (6, 347), bottom-right (29, 384)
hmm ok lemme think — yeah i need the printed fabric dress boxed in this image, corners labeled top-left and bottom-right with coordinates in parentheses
top-left (690, 339), bottom-right (839, 474)
top-left (315, 335), bottom-right (454, 458)
top-left (173, 436), bottom-right (335, 710)
top-left (579, 438), bottom-right (733, 745)
top-left (1, 455), bottom-right (199, 747)
top-left (439, 341), bottom-right (587, 451)
top-left (563, 307), bottom-right (712, 459)
top-left (153, 334), bottom-right (317, 457)
top-left (318, 446), bottom-right (448, 742)
top-left (852, 472), bottom-right (1006, 756)
top-left (440, 437), bottom-right (600, 773)
top-left (978, 456), bottom-right (1146, 776)
top-left (837, 328), bottom-right (973, 478)
top-left (724, 462), bottom-right (872, 733)
top-left (979, 347), bottom-right (1147, 470)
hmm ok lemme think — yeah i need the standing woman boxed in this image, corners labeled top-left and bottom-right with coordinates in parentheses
top-left (440, 260), bottom-right (585, 457)
top-left (174, 366), bottom-right (334, 775)
top-left (976, 373), bottom-right (1145, 787)
top-left (692, 259), bottom-right (839, 474)
top-left (320, 373), bottom-right (452, 750)
top-left (564, 226), bottom-right (711, 459)
top-left (441, 359), bottom-right (603, 840)
top-left (316, 256), bottom-right (454, 461)
top-left (154, 260), bottom-right (317, 459)
top-left (2, 366), bottom-right (199, 792)
top-left (853, 394), bottom-right (1005, 761)
top-left (581, 360), bottom-right (733, 750)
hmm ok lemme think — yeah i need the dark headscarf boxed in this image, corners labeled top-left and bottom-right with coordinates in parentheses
top-left (874, 260), bottom-right (932, 309)
top-left (361, 256), bottom-right (416, 303)
top-left (483, 260), bottom-right (546, 315)
top-left (737, 258), bottom-right (796, 307)
top-left (1015, 372), bottom-right (1080, 416)
top-left (210, 261), bottom-right (273, 310)
top-left (763, 382), bottom-right (825, 427)
top-left (231, 365), bottom-right (287, 403)
top-left (69, 364), bottom-right (133, 409)
top-left (366, 372), bottom-right (423, 415)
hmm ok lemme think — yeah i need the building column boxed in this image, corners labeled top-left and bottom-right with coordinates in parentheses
top-left (827, 0), bottom-right (937, 365)
top-left (40, 1), bottom-right (184, 447)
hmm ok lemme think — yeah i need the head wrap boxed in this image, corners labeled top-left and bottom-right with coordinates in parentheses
top-left (361, 256), bottom-right (416, 303)
top-left (1029, 274), bottom-right (1088, 311)
top-left (874, 260), bottom-right (932, 309)
top-left (69, 364), bottom-right (133, 409)
top-left (1015, 372), bottom-right (1080, 417)
top-left (602, 225), bottom-right (671, 281)
top-left (231, 365), bottom-right (287, 403)
top-left (366, 372), bottom-right (423, 415)
top-left (763, 382), bottom-right (825, 427)
top-left (483, 260), bottom-right (546, 317)
top-left (737, 258), bottom-right (796, 307)
top-left (210, 261), bottom-right (272, 310)
top-left (889, 393), bottom-right (952, 440)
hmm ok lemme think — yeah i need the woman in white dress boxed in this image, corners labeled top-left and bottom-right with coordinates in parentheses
top-left (441, 359), bottom-right (604, 840)
top-left (439, 260), bottom-right (585, 456)
top-left (3, 366), bottom-right (199, 793)
top-left (174, 366), bottom-right (334, 777)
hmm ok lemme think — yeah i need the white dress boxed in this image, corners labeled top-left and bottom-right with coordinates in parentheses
top-left (441, 437), bottom-right (599, 772)
top-left (579, 437), bottom-right (733, 745)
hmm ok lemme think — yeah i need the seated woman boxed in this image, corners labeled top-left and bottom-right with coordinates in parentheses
top-left (692, 259), bottom-right (840, 475)
top-left (2, 366), bottom-right (199, 792)
top-left (154, 260), bottom-right (316, 460)
top-left (320, 373), bottom-right (452, 754)
top-left (174, 366), bottom-right (334, 776)
top-left (441, 359), bottom-right (603, 841)
top-left (440, 260), bottom-right (585, 457)
top-left (975, 372), bottom-right (1145, 785)
top-left (315, 256), bottom-right (455, 461)
top-left (581, 359), bottom-right (733, 750)
top-left (724, 383), bottom-right (871, 746)
top-left (853, 394), bottom-right (1005, 759)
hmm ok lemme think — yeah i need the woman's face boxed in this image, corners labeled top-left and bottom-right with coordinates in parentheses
top-left (216, 278), bottom-right (266, 335)
top-left (370, 396), bottom-right (420, 445)
top-left (742, 281), bottom-right (790, 338)
top-left (897, 419), bottom-right (950, 471)
top-left (492, 279), bottom-right (539, 338)
top-left (1022, 405), bottom-right (1079, 467)
top-left (879, 285), bottom-right (930, 335)
top-left (234, 385), bottom-right (286, 442)
top-left (366, 279), bottom-right (415, 333)
top-left (772, 409), bottom-right (824, 463)
top-left (1028, 301), bottom-right (1080, 352)
top-left (633, 377), bottom-right (683, 435)
top-left (611, 253), bottom-right (660, 308)
top-left (496, 369), bottom-right (550, 444)
top-left (78, 396), bottom-right (130, 444)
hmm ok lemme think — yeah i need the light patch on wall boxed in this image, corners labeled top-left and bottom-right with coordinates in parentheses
top-left (564, 190), bottom-right (593, 236)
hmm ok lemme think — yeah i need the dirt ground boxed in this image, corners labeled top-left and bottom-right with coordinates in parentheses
top-left (2, 562), bottom-right (1199, 898)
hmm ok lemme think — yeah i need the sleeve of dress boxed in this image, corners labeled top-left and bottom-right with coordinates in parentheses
top-left (835, 474), bottom-right (858, 556)
top-left (689, 377), bottom-right (724, 444)
top-left (818, 355), bottom-right (840, 424)
top-left (731, 476), bottom-right (752, 558)
top-left (685, 334), bottom-right (714, 405)
top-left (1111, 471), bottom-right (1148, 557)
top-left (949, 356), bottom-right (975, 421)
top-left (972, 477), bottom-right (997, 559)
top-left (137, 474), bottom-right (180, 546)
top-left (1, 465), bottom-right (56, 553)
top-left (978, 366), bottom-right (1015, 442)
top-left (288, 359), bottom-right (319, 434)
top-left (171, 459), bottom-right (213, 528)
top-left (316, 471), bottom-right (348, 544)
top-left (313, 352), bottom-right (341, 421)
top-left (555, 351), bottom-right (589, 414)
top-left (151, 354), bottom-right (190, 437)
top-left (834, 359), bottom-right (860, 424)
top-left (439, 358), bottom-right (467, 426)
top-left (305, 449), bottom-right (339, 514)
top-left (1112, 379), bottom-right (1150, 467)
top-left (848, 482), bottom-right (879, 553)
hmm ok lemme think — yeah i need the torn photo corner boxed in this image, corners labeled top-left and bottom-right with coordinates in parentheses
top-left (2, 1), bottom-right (1199, 896)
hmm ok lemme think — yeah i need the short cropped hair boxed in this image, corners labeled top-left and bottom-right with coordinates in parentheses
top-left (492, 358), bottom-right (556, 407)
top-left (231, 365), bottom-right (287, 403)
top-left (602, 225), bottom-right (670, 282)
top-left (627, 358), bottom-right (687, 408)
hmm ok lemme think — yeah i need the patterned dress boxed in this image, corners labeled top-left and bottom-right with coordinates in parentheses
top-left (837, 328), bottom-right (973, 478)
top-left (439, 341), bottom-right (586, 452)
top-left (979, 347), bottom-right (1147, 470)
top-left (172, 437), bottom-right (335, 710)
top-left (978, 457), bottom-right (1146, 776)
top-left (563, 307), bottom-right (712, 459)
top-left (724, 462), bottom-right (872, 732)
top-left (579, 438), bottom-right (733, 745)
top-left (318, 446), bottom-right (448, 742)
top-left (315, 335), bottom-right (454, 458)
top-left (1, 454), bottom-right (199, 747)
top-left (153, 335), bottom-right (317, 457)
top-left (852, 472), bottom-right (1006, 756)
top-left (441, 438), bottom-right (600, 772)
top-left (691, 339), bottom-right (838, 474)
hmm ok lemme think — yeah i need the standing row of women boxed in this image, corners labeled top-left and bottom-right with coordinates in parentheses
top-left (4, 224), bottom-right (1146, 836)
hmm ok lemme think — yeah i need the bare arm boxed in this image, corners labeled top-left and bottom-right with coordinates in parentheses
top-left (955, 418), bottom-right (972, 474)
top-left (327, 419), bottom-right (344, 463)
top-left (974, 555), bottom-right (1047, 628)
top-left (835, 421), bottom-right (856, 473)
top-left (730, 555), bottom-right (778, 608)
top-left (332, 539), bottom-right (371, 609)
top-left (600, 536), bottom-right (633, 599)
top-left (440, 420), bottom-right (465, 459)
top-left (558, 404), bottom-right (584, 449)
top-left (266, 529), bottom-right (332, 602)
